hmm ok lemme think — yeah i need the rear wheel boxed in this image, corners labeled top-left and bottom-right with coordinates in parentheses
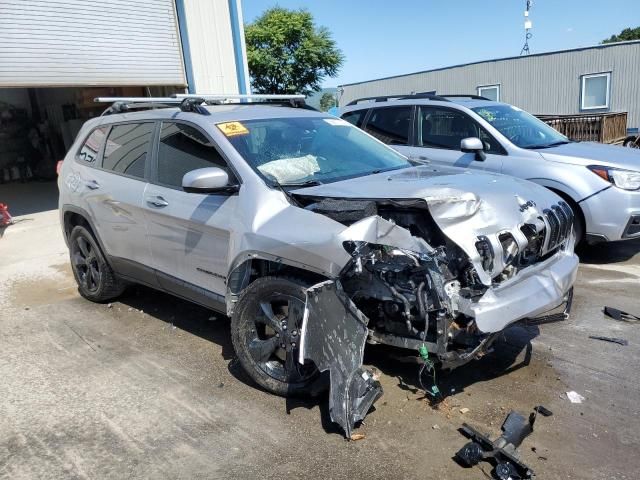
top-left (231, 277), bottom-right (319, 396)
top-left (69, 225), bottom-right (125, 302)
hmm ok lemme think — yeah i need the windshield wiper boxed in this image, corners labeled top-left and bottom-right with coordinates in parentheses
top-left (523, 140), bottom-right (573, 149)
top-left (279, 179), bottom-right (323, 188)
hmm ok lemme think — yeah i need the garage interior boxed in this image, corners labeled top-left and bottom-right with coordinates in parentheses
top-left (0, 85), bottom-right (181, 216)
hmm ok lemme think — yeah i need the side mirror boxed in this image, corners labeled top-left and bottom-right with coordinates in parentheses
top-left (460, 137), bottom-right (486, 161)
top-left (182, 167), bottom-right (239, 194)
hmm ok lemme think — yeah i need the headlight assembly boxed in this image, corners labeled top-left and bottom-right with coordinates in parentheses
top-left (588, 165), bottom-right (640, 191)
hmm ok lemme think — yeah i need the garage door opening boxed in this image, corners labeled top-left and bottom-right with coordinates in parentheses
top-left (0, 85), bottom-right (182, 216)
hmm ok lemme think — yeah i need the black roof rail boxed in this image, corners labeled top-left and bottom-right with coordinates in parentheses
top-left (95, 94), bottom-right (314, 116)
top-left (346, 93), bottom-right (450, 106)
top-left (440, 94), bottom-right (491, 100)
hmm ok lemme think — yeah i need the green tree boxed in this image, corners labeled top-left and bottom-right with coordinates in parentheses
top-left (319, 92), bottom-right (336, 111)
top-left (244, 8), bottom-right (344, 95)
top-left (602, 27), bottom-right (640, 44)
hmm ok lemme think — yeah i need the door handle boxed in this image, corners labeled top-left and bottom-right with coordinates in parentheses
top-left (146, 195), bottom-right (169, 208)
top-left (85, 179), bottom-right (100, 190)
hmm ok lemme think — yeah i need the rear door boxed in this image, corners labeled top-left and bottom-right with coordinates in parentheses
top-left (403, 106), bottom-right (506, 172)
top-left (144, 121), bottom-right (239, 300)
top-left (81, 122), bottom-right (156, 276)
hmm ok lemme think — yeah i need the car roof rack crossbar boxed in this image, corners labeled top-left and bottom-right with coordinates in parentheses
top-left (346, 93), bottom-right (450, 106)
top-left (175, 93), bottom-right (311, 110)
top-left (96, 94), bottom-right (312, 116)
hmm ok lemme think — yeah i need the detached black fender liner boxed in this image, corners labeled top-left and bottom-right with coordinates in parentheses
top-left (299, 280), bottom-right (383, 438)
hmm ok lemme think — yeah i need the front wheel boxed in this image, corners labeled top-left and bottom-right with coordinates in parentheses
top-left (231, 277), bottom-right (320, 397)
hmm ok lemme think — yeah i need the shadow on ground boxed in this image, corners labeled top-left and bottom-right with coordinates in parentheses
top-left (366, 324), bottom-right (539, 401)
top-left (112, 284), bottom-right (541, 437)
top-left (578, 238), bottom-right (640, 264)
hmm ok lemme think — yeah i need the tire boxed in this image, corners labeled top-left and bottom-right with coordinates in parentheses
top-left (69, 225), bottom-right (125, 302)
top-left (231, 276), bottom-right (320, 397)
top-left (623, 136), bottom-right (639, 149)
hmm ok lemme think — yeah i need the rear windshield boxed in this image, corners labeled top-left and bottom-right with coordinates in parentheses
top-left (220, 117), bottom-right (410, 186)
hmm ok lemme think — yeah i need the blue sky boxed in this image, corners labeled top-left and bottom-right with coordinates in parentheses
top-left (242, 0), bottom-right (639, 87)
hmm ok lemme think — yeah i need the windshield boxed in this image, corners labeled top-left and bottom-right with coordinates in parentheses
top-left (220, 117), bottom-right (411, 185)
top-left (472, 105), bottom-right (570, 149)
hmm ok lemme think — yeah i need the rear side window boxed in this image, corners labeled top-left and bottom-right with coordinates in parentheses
top-left (102, 123), bottom-right (154, 179)
top-left (341, 110), bottom-right (367, 128)
top-left (419, 106), bottom-right (504, 154)
top-left (157, 122), bottom-right (232, 188)
top-left (77, 126), bottom-right (108, 166)
top-left (363, 106), bottom-right (411, 145)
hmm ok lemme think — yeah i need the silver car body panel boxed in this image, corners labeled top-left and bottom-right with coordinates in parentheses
top-left (341, 98), bottom-right (640, 241)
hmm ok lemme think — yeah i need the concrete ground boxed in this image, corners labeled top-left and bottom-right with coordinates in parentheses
top-left (1, 200), bottom-right (640, 479)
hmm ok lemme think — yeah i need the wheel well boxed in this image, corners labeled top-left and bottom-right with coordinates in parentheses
top-left (548, 188), bottom-right (585, 231)
top-left (63, 211), bottom-right (94, 241)
top-left (228, 259), bottom-right (328, 296)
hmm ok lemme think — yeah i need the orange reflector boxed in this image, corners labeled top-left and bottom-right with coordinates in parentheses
top-left (590, 167), bottom-right (609, 181)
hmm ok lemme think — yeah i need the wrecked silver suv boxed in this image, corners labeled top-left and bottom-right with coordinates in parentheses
top-left (58, 96), bottom-right (578, 438)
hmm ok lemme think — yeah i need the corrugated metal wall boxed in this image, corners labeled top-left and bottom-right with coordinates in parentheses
top-left (182, 0), bottom-right (241, 93)
top-left (0, 0), bottom-right (186, 87)
top-left (339, 42), bottom-right (640, 129)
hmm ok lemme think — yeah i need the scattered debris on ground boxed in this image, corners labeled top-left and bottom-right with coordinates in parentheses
top-left (533, 405), bottom-right (553, 417)
top-left (566, 391), bottom-right (585, 404)
top-left (588, 335), bottom-right (628, 346)
top-left (455, 408), bottom-right (543, 479)
top-left (603, 306), bottom-right (640, 322)
top-left (350, 433), bottom-right (366, 441)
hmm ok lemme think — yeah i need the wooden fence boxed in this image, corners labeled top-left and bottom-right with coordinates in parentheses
top-left (535, 112), bottom-right (628, 144)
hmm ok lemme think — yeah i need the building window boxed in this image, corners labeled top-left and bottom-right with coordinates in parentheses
top-left (477, 85), bottom-right (500, 102)
top-left (581, 73), bottom-right (611, 110)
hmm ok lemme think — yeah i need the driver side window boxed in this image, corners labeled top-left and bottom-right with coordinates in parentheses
top-left (418, 106), bottom-right (504, 154)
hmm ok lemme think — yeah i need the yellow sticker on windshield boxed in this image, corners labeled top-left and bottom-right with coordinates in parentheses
top-left (217, 121), bottom-right (249, 137)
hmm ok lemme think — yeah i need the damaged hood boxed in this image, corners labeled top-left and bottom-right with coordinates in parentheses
top-left (292, 166), bottom-right (563, 277)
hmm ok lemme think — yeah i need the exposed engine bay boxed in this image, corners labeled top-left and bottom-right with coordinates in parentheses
top-left (296, 195), bottom-right (576, 437)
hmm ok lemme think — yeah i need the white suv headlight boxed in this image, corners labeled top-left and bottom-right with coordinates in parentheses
top-left (588, 166), bottom-right (640, 191)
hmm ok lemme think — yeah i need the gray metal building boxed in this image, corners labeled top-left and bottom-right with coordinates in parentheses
top-left (338, 40), bottom-right (640, 132)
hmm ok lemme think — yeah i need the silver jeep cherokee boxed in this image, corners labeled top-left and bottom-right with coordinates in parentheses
top-left (341, 94), bottom-right (640, 244)
top-left (59, 95), bottom-right (578, 436)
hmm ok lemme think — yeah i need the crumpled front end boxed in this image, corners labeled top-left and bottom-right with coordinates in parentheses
top-left (297, 212), bottom-right (577, 437)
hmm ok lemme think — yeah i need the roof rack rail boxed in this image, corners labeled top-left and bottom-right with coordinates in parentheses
top-left (440, 94), bottom-right (491, 100)
top-left (95, 97), bottom-right (183, 116)
top-left (346, 93), bottom-right (450, 106)
top-left (95, 93), bottom-right (313, 116)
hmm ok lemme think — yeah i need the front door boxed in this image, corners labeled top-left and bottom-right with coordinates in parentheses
top-left (404, 106), bottom-right (506, 173)
top-left (143, 121), bottom-right (238, 300)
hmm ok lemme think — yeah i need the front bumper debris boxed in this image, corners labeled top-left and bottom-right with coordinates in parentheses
top-left (299, 280), bottom-right (383, 438)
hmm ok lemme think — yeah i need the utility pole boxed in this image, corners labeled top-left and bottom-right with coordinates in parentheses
top-left (520, 0), bottom-right (533, 55)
